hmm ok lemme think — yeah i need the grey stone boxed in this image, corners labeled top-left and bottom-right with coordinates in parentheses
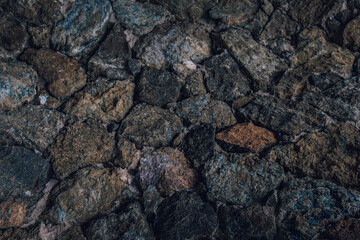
top-left (183, 70), bottom-right (206, 97)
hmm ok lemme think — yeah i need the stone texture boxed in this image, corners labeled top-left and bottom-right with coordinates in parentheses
top-left (343, 15), bottom-right (360, 52)
top-left (114, 138), bottom-right (140, 169)
top-left (20, 49), bottom-right (87, 99)
top-left (218, 204), bottom-right (277, 240)
top-left (183, 70), bottom-right (206, 97)
top-left (50, 0), bottom-right (112, 60)
top-left (269, 123), bottom-right (360, 188)
top-left (204, 53), bottom-right (251, 102)
top-left (118, 104), bottom-right (183, 148)
top-left (0, 147), bottom-right (51, 228)
top-left (0, 105), bottom-right (67, 151)
top-left (111, 0), bottom-right (170, 36)
top-left (171, 95), bottom-right (236, 129)
top-left (205, 153), bottom-right (284, 207)
top-left (55, 226), bottom-right (86, 240)
top-left (0, 61), bottom-right (37, 111)
top-left (216, 123), bottom-right (277, 153)
top-left (323, 219), bottom-right (360, 240)
top-left (221, 28), bottom-right (288, 91)
top-left (154, 191), bottom-right (217, 240)
top-left (63, 79), bottom-right (134, 122)
top-left (49, 119), bottom-right (115, 179)
top-left (88, 23), bottom-right (131, 79)
top-left (84, 202), bottom-right (154, 240)
top-left (181, 124), bottom-right (215, 168)
top-left (277, 175), bottom-right (360, 240)
top-left (135, 23), bottom-right (211, 69)
top-left (43, 167), bottom-right (128, 225)
top-left (0, 225), bottom-right (41, 240)
top-left (137, 67), bottom-right (181, 106)
top-left (138, 148), bottom-right (197, 195)
top-left (28, 26), bottom-right (51, 49)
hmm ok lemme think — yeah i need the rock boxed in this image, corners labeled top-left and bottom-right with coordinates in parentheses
top-left (143, 185), bottom-right (164, 216)
top-left (118, 104), bottom-right (183, 148)
top-left (50, 0), bottom-right (112, 60)
top-left (0, 13), bottom-right (28, 59)
top-left (111, 0), bottom-right (170, 36)
top-left (221, 28), bottom-right (288, 91)
top-left (343, 15), bottom-right (360, 52)
top-left (216, 123), bottom-right (277, 153)
top-left (154, 191), bottom-right (217, 240)
top-left (0, 147), bottom-right (51, 228)
top-left (43, 167), bottom-right (128, 225)
top-left (20, 49), bottom-right (87, 99)
top-left (218, 204), bottom-right (277, 240)
top-left (138, 148), bottom-right (197, 195)
top-left (0, 105), bottom-right (67, 151)
top-left (209, 0), bottom-right (258, 26)
top-left (269, 123), bottom-right (360, 188)
top-left (181, 124), bottom-right (215, 168)
top-left (0, 225), bottom-right (41, 240)
top-left (323, 219), bottom-right (360, 240)
top-left (64, 79), bottom-right (134, 122)
top-left (171, 95), bottom-right (236, 129)
top-left (204, 153), bottom-right (284, 207)
top-left (137, 67), bottom-right (181, 106)
top-left (243, 9), bottom-right (269, 40)
top-left (237, 94), bottom-right (330, 137)
top-left (288, 0), bottom-right (336, 25)
top-left (28, 26), bottom-right (51, 49)
top-left (277, 175), bottom-right (360, 240)
top-left (0, 61), bottom-right (37, 111)
top-left (204, 53), bottom-right (251, 102)
top-left (114, 138), bottom-right (140, 169)
top-left (149, 0), bottom-right (216, 22)
top-left (135, 23), bottom-right (211, 69)
top-left (183, 70), bottom-right (206, 97)
top-left (84, 202), bottom-right (154, 240)
top-left (88, 23), bottom-right (131, 79)
top-left (55, 226), bottom-right (86, 240)
top-left (49, 119), bottom-right (115, 179)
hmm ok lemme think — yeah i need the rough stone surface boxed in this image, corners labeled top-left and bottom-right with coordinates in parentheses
top-left (205, 153), bottom-right (284, 207)
top-left (343, 15), bottom-right (360, 52)
top-left (111, 0), bottom-right (170, 36)
top-left (181, 124), bottom-right (215, 168)
top-left (138, 67), bottom-right (181, 106)
top-left (49, 119), bottom-right (115, 179)
top-left (50, 0), bottom-right (112, 60)
top-left (135, 23), bottom-right (211, 69)
top-left (277, 175), bottom-right (360, 240)
top-left (88, 23), bottom-right (131, 79)
top-left (43, 167), bottom-right (128, 225)
top-left (221, 28), bottom-right (288, 91)
top-left (0, 105), bottom-right (67, 151)
top-left (118, 104), bottom-right (183, 148)
top-left (269, 123), bottom-right (360, 188)
top-left (288, 0), bottom-right (335, 25)
top-left (114, 138), bottom-right (140, 169)
top-left (63, 79), bottom-right (134, 122)
top-left (0, 61), bottom-right (37, 111)
top-left (20, 49), bottom-right (87, 99)
top-left (216, 123), bottom-right (277, 153)
top-left (183, 70), bottom-right (206, 97)
top-left (154, 191), bottom-right (217, 240)
top-left (138, 148), bottom-right (197, 195)
top-left (0, 225), bottom-right (41, 240)
top-left (204, 53), bottom-right (251, 102)
top-left (84, 202), bottom-right (154, 240)
top-left (323, 219), bottom-right (360, 240)
top-left (0, 147), bottom-right (51, 228)
top-left (171, 95), bottom-right (236, 129)
top-left (218, 204), bottom-right (277, 240)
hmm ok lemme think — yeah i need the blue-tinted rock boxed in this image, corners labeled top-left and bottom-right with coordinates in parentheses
top-left (50, 0), bottom-right (112, 60)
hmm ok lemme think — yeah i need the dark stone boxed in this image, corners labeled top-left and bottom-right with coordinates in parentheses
top-left (154, 191), bottom-right (217, 240)
top-left (323, 219), bottom-right (360, 240)
top-left (138, 67), bottom-right (181, 106)
top-left (0, 13), bottom-right (27, 55)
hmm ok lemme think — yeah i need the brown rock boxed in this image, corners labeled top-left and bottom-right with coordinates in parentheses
top-left (216, 123), bottom-right (277, 152)
top-left (43, 167), bottom-right (128, 225)
top-left (49, 119), bottom-right (115, 179)
top-left (0, 198), bottom-right (26, 228)
top-left (114, 138), bottom-right (141, 169)
top-left (139, 148), bottom-right (197, 196)
top-left (0, 225), bottom-right (41, 240)
top-left (64, 79), bottom-right (134, 122)
top-left (20, 49), bottom-right (87, 99)
top-left (324, 219), bottom-right (360, 240)
top-left (343, 15), bottom-right (360, 52)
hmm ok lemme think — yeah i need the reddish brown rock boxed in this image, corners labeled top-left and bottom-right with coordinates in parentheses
top-left (324, 219), bottom-right (360, 240)
top-left (216, 123), bottom-right (277, 152)
top-left (20, 49), bottom-right (87, 99)
top-left (49, 119), bottom-right (115, 179)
